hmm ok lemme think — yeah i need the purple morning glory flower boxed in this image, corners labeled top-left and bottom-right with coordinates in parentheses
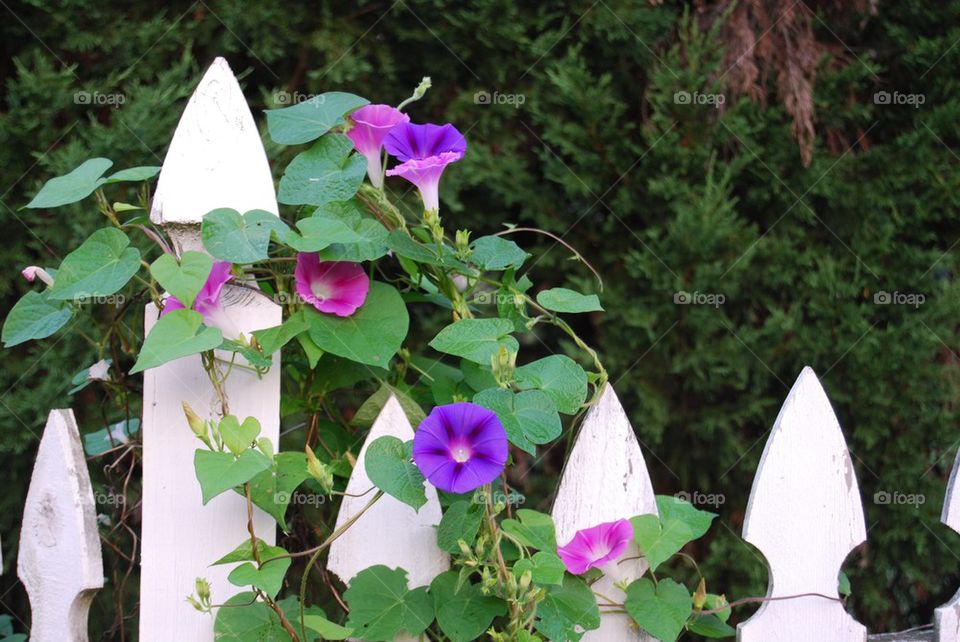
top-left (412, 402), bottom-right (507, 494)
top-left (557, 519), bottom-right (634, 575)
top-left (384, 122), bottom-right (467, 213)
top-left (294, 253), bottom-right (370, 317)
top-left (161, 260), bottom-right (240, 338)
top-left (346, 104), bottom-right (410, 189)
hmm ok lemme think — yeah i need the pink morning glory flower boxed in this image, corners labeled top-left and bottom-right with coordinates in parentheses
top-left (384, 122), bottom-right (467, 213)
top-left (557, 519), bottom-right (634, 575)
top-left (161, 261), bottom-right (240, 338)
top-left (294, 254), bottom-right (369, 317)
top-left (346, 104), bottom-right (410, 189)
top-left (412, 402), bottom-right (508, 494)
top-left (21, 266), bottom-right (54, 286)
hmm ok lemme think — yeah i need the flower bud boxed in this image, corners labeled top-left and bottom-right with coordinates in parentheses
top-left (693, 577), bottom-right (707, 609)
top-left (21, 266), bottom-right (54, 286)
top-left (455, 229), bottom-right (471, 259)
top-left (519, 569), bottom-right (532, 592)
top-left (305, 445), bottom-right (334, 494)
top-left (491, 345), bottom-right (517, 387)
top-left (182, 401), bottom-right (208, 443)
top-left (412, 77), bottom-right (432, 100)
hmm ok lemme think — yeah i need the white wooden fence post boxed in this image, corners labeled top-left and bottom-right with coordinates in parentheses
top-left (738, 367), bottom-right (867, 642)
top-left (552, 384), bottom-right (659, 641)
top-left (328, 395), bottom-right (449, 642)
top-left (138, 57), bottom-right (281, 641)
top-left (935, 448), bottom-right (960, 641)
top-left (18, 409), bottom-right (103, 642)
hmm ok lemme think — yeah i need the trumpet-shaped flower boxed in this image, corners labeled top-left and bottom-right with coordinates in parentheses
top-left (412, 402), bottom-right (507, 494)
top-left (557, 519), bottom-right (634, 575)
top-left (346, 104), bottom-right (410, 188)
top-left (294, 254), bottom-right (369, 317)
top-left (384, 122), bottom-right (466, 213)
top-left (161, 261), bottom-right (240, 338)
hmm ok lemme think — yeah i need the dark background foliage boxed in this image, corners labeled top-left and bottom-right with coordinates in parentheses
top-left (2, 0), bottom-right (960, 638)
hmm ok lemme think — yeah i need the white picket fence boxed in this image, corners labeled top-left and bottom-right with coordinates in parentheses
top-left (12, 57), bottom-right (956, 642)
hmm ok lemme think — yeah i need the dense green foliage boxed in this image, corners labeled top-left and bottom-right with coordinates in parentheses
top-left (2, 0), bottom-right (960, 636)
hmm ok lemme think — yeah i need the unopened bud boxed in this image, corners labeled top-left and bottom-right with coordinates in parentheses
top-left (305, 445), bottom-right (334, 494)
top-left (693, 578), bottom-right (707, 609)
top-left (412, 77), bottom-right (431, 100)
top-left (455, 229), bottom-right (471, 259)
top-left (491, 345), bottom-right (517, 387)
top-left (182, 401), bottom-right (208, 442)
top-left (519, 569), bottom-right (532, 592)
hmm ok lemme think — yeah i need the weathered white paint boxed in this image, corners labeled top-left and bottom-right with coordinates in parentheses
top-left (139, 56), bottom-right (282, 642)
top-left (328, 395), bottom-right (448, 641)
top-left (738, 367), bottom-right (867, 642)
top-left (935, 448), bottom-right (960, 641)
top-left (552, 385), bottom-right (659, 642)
top-left (18, 409), bottom-right (103, 642)
top-left (150, 56), bottom-right (277, 252)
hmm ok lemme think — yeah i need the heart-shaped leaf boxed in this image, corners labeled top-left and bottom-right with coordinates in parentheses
top-left (194, 449), bottom-right (272, 504)
top-left (150, 251), bottom-right (212, 309)
top-left (264, 92), bottom-right (368, 145)
top-left (277, 135), bottom-right (366, 206)
top-left (624, 578), bottom-right (692, 642)
top-left (201, 208), bottom-right (286, 263)
top-left (219, 415), bottom-right (262, 456)
top-left (2, 291), bottom-right (72, 347)
top-left (26, 158), bottom-right (113, 208)
top-left (130, 309), bottom-right (223, 373)
top-left (226, 545), bottom-right (291, 599)
top-left (48, 228), bottom-right (141, 300)
top-left (364, 436), bottom-right (427, 511)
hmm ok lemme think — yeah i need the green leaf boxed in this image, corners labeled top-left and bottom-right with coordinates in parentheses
top-left (194, 448), bottom-right (272, 504)
top-left (429, 318), bottom-right (518, 365)
top-left (2, 291), bottom-right (72, 347)
top-left (470, 235), bottom-right (529, 270)
top-left (277, 135), bottom-right (366, 206)
top-left (306, 281), bottom-right (408, 367)
top-left (688, 613), bottom-right (736, 638)
top-left (245, 451), bottom-right (311, 531)
top-left (301, 615), bottom-right (352, 640)
top-left (352, 383), bottom-right (426, 429)
top-left (514, 355), bottom-right (589, 414)
top-left (226, 545), bottom-right (291, 599)
top-left (219, 415), bottom-right (261, 456)
top-left (130, 309), bottom-right (223, 374)
top-left (48, 228), bottom-right (141, 300)
top-left (437, 500), bottom-right (485, 553)
top-left (214, 592), bottom-right (289, 641)
top-left (513, 551), bottom-right (566, 586)
top-left (461, 359), bottom-right (497, 392)
top-left (297, 332), bottom-right (324, 368)
top-left (387, 231), bottom-right (470, 271)
top-left (473, 388), bottom-right (561, 454)
top-left (838, 570), bottom-right (852, 598)
top-left (212, 539), bottom-right (271, 565)
top-left (364, 436), bottom-right (427, 511)
top-left (536, 288), bottom-right (603, 313)
top-left (26, 158), bottom-right (113, 208)
top-left (220, 339), bottom-right (273, 370)
top-left (630, 495), bottom-right (717, 572)
top-left (150, 251), bottom-right (212, 309)
top-left (282, 200), bottom-right (388, 261)
top-left (82, 418), bottom-right (139, 456)
top-left (105, 166), bottom-right (160, 183)
top-left (252, 312), bottom-right (310, 355)
top-left (201, 208), bottom-right (285, 263)
top-left (431, 572), bottom-right (507, 642)
top-left (624, 578), bottom-right (692, 642)
top-left (535, 575), bottom-right (601, 641)
top-left (264, 92), bottom-right (369, 145)
top-left (344, 566), bottom-right (434, 640)
top-left (501, 509), bottom-right (557, 551)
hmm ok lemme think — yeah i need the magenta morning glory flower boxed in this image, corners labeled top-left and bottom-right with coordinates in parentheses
top-left (557, 519), bottom-right (634, 575)
top-left (294, 253), bottom-right (369, 317)
top-left (412, 402), bottom-right (508, 494)
top-left (384, 122), bottom-right (467, 213)
top-left (161, 261), bottom-right (240, 338)
top-left (346, 104), bottom-right (410, 189)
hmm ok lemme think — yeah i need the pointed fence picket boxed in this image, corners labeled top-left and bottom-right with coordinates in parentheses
top-left (138, 57), bottom-right (282, 642)
top-left (11, 55), bottom-right (959, 642)
top-left (18, 409), bottom-right (102, 642)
